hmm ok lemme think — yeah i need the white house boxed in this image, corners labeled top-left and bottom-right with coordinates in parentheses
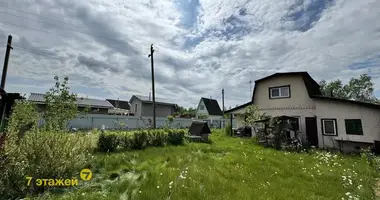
top-left (196, 97), bottom-right (223, 120)
top-left (225, 72), bottom-right (380, 153)
top-left (129, 95), bottom-right (177, 117)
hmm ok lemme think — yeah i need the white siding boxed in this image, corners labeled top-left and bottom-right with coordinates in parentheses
top-left (130, 98), bottom-right (142, 117)
top-left (196, 99), bottom-right (209, 117)
top-left (258, 108), bottom-right (316, 139)
top-left (315, 100), bottom-right (380, 148)
top-left (253, 75), bottom-right (315, 109)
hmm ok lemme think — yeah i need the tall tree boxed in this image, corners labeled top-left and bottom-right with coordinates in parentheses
top-left (319, 74), bottom-right (378, 103)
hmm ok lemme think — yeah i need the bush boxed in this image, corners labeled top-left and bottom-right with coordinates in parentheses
top-left (97, 133), bottom-right (120, 152)
top-left (224, 123), bottom-right (232, 136)
top-left (130, 131), bottom-right (148, 150)
top-left (0, 131), bottom-right (93, 199)
top-left (167, 129), bottom-right (185, 146)
top-left (148, 130), bottom-right (167, 147)
top-left (6, 100), bottom-right (39, 136)
top-left (119, 132), bottom-right (131, 150)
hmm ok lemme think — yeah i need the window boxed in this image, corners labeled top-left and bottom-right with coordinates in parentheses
top-left (345, 119), bottom-right (363, 135)
top-left (135, 104), bottom-right (138, 113)
top-left (289, 117), bottom-right (300, 132)
top-left (321, 119), bottom-right (337, 136)
top-left (199, 105), bottom-right (205, 110)
top-left (269, 85), bottom-right (290, 99)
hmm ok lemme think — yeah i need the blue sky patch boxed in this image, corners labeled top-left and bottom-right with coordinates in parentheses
top-left (176, 0), bottom-right (201, 29)
top-left (287, 0), bottom-right (334, 32)
top-left (347, 54), bottom-right (380, 70)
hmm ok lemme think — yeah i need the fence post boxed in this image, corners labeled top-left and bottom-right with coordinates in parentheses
top-left (91, 117), bottom-right (94, 129)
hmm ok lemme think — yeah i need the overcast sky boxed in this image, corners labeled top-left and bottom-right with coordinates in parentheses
top-left (0, 0), bottom-right (379, 109)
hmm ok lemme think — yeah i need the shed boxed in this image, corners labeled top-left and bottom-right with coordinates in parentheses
top-left (189, 121), bottom-right (211, 136)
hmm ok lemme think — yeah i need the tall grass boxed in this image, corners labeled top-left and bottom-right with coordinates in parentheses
top-left (31, 130), bottom-right (378, 200)
top-left (0, 130), bottom-right (94, 199)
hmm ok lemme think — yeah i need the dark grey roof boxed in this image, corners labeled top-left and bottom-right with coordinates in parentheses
top-left (131, 95), bottom-right (176, 106)
top-left (28, 93), bottom-right (114, 108)
top-left (106, 99), bottom-right (130, 110)
top-left (201, 97), bottom-right (223, 115)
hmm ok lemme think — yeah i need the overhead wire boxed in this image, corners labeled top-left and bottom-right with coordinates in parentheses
top-left (0, 5), bottom-right (84, 29)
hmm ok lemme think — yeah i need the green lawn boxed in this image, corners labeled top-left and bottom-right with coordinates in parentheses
top-left (30, 130), bottom-right (377, 200)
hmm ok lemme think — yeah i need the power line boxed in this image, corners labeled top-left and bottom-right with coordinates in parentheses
top-left (8, 44), bottom-right (153, 82)
top-left (0, 5), bottom-right (84, 29)
top-left (12, 45), bottom-right (67, 60)
top-left (0, 12), bottom-right (122, 42)
top-left (0, 20), bottom-right (79, 40)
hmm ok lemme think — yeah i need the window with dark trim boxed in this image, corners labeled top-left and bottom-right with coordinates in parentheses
top-left (269, 85), bottom-right (290, 99)
top-left (345, 119), bottom-right (363, 135)
top-left (321, 119), bottom-right (337, 136)
top-left (199, 105), bottom-right (205, 110)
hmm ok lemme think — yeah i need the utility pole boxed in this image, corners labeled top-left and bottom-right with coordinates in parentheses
top-left (0, 35), bottom-right (13, 131)
top-left (222, 89), bottom-right (225, 114)
top-left (1, 35), bottom-right (12, 89)
top-left (249, 80), bottom-right (252, 99)
top-left (148, 44), bottom-right (156, 129)
top-left (221, 88), bottom-right (225, 129)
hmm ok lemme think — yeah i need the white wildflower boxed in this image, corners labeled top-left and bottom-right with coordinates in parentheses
top-left (345, 192), bottom-right (350, 196)
top-left (139, 190), bottom-right (142, 194)
top-left (157, 186), bottom-right (160, 189)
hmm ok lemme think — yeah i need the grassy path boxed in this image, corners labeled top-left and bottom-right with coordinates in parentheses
top-left (30, 130), bottom-right (377, 200)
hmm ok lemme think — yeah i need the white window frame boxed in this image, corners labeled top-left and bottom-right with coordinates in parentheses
top-left (199, 105), bottom-right (205, 110)
top-left (269, 86), bottom-right (290, 99)
top-left (135, 104), bottom-right (138, 113)
top-left (322, 119), bottom-right (337, 136)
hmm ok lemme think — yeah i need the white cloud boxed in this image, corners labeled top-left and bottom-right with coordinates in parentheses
top-left (0, 0), bottom-right (379, 109)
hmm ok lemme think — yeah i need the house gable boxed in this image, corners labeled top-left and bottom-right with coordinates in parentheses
top-left (252, 72), bottom-right (318, 109)
top-left (196, 98), bottom-right (209, 116)
top-left (196, 97), bottom-right (223, 117)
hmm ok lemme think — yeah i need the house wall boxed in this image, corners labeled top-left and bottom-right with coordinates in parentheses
top-left (196, 99), bottom-right (209, 117)
top-left (315, 100), bottom-right (380, 150)
top-left (253, 75), bottom-right (315, 109)
top-left (130, 98), bottom-right (142, 116)
top-left (228, 106), bottom-right (249, 128)
top-left (141, 103), bottom-right (174, 117)
top-left (251, 75), bottom-right (317, 140)
top-left (257, 108), bottom-right (316, 140)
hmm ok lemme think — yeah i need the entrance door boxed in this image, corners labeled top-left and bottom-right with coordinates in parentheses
top-left (305, 117), bottom-right (319, 146)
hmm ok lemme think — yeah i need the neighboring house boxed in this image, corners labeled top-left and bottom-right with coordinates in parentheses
top-left (129, 95), bottom-right (176, 117)
top-left (28, 93), bottom-right (114, 114)
top-left (106, 99), bottom-right (131, 115)
top-left (225, 72), bottom-right (380, 153)
top-left (196, 97), bottom-right (223, 120)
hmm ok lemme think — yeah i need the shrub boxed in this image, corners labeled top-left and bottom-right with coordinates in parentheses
top-left (97, 133), bottom-right (120, 152)
top-left (224, 123), bottom-right (232, 136)
top-left (6, 100), bottom-right (39, 136)
top-left (148, 130), bottom-right (167, 147)
top-left (0, 131), bottom-right (93, 199)
top-left (130, 131), bottom-right (148, 150)
top-left (167, 129), bottom-right (185, 146)
top-left (119, 132), bottom-right (131, 150)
